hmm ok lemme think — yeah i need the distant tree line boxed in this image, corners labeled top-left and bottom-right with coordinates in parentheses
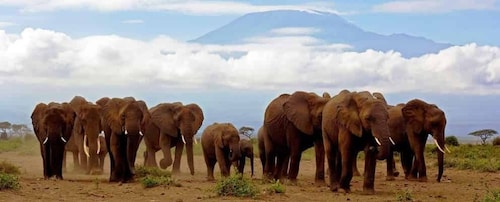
top-left (0, 121), bottom-right (32, 140)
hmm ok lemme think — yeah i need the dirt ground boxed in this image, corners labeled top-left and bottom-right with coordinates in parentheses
top-left (0, 151), bottom-right (499, 202)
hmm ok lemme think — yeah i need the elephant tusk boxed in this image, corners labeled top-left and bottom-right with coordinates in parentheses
top-left (139, 131), bottom-right (144, 136)
top-left (181, 135), bottom-right (186, 144)
top-left (124, 130), bottom-right (128, 135)
top-left (97, 137), bottom-right (101, 154)
top-left (99, 131), bottom-right (105, 137)
top-left (433, 138), bottom-right (445, 154)
top-left (61, 137), bottom-right (67, 143)
top-left (389, 137), bottom-right (395, 145)
top-left (193, 136), bottom-right (198, 145)
top-left (445, 145), bottom-right (451, 153)
top-left (43, 137), bottom-right (48, 145)
top-left (374, 137), bottom-right (382, 146)
top-left (83, 135), bottom-right (90, 158)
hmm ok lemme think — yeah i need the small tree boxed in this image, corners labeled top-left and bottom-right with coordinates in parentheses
top-left (445, 136), bottom-right (459, 146)
top-left (0, 121), bottom-right (11, 134)
top-left (468, 129), bottom-right (498, 145)
top-left (239, 126), bottom-right (255, 139)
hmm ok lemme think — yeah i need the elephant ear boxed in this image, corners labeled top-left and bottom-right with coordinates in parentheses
top-left (136, 100), bottom-right (151, 133)
top-left (150, 103), bottom-right (180, 138)
top-left (212, 124), bottom-right (225, 149)
top-left (283, 92), bottom-right (314, 135)
top-left (336, 92), bottom-right (363, 137)
top-left (372, 92), bottom-right (388, 105)
top-left (102, 98), bottom-right (125, 134)
top-left (186, 103), bottom-right (204, 131)
top-left (402, 99), bottom-right (426, 133)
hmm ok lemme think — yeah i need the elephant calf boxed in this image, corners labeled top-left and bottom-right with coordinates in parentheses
top-left (233, 139), bottom-right (254, 177)
top-left (201, 123), bottom-right (241, 181)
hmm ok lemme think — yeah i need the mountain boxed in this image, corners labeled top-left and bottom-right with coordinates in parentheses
top-left (191, 10), bottom-right (452, 58)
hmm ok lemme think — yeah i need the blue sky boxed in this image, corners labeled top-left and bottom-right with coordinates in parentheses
top-left (1, 1), bottom-right (499, 44)
top-left (1, 0), bottom-right (500, 137)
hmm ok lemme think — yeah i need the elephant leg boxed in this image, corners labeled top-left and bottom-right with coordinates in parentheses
top-left (400, 151), bottom-right (413, 179)
top-left (275, 153), bottom-right (289, 182)
top-left (109, 134), bottom-right (122, 182)
top-left (281, 154), bottom-right (289, 178)
top-left (216, 148), bottom-right (230, 177)
top-left (62, 151), bottom-right (67, 172)
top-left (42, 143), bottom-right (51, 179)
top-left (352, 151), bottom-right (361, 176)
top-left (324, 136), bottom-right (339, 192)
top-left (414, 139), bottom-right (427, 181)
top-left (159, 135), bottom-right (173, 169)
top-left (263, 142), bottom-right (276, 181)
top-left (288, 151), bottom-right (302, 182)
top-left (205, 156), bottom-right (217, 181)
top-left (54, 143), bottom-right (65, 180)
top-left (144, 148), bottom-right (158, 167)
top-left (314, 139), bottom-right (325, 185)
top-left (362, 146), bottom-right (377, 194)
top-left (386, 150), bottom-right (396, 181)
top-left (339, 131), bottom-right (353, 193)
top-left (238, 156), bottom-right (246, 175)
top-left (172, 140), bottom-right (184, 174)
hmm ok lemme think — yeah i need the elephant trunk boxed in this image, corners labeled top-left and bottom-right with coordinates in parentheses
top-left (230, 144), bottom-right (241, 163)
top-left (186, 141), bottom-right (195, 175)
top-left (127, 134), bottom-right (142, 175)
top-left (434, 131), bottom-right (445, 182)
top-left (373, 125), bottom-right (391, 160)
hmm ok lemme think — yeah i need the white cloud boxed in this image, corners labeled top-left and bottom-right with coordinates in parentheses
top-left (121, 19), bottom-right (143, 24)
top-left (270, 27), bottom-right (320, 36)
top-left (0, 22), bottom-right (15, 28)
top-left (1, 28), bottom-right (500, 95)
top-left (0, 0), bottom-right (344, 15)
top-left (373, 0), bottom-right (498, 13)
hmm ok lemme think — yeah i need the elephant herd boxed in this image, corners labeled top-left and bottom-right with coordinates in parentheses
top-left (31, 90), bottom-right (448, 194)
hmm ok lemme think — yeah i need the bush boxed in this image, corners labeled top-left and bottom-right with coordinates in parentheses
top-left (214, 174), bottom-right (259, 198)
top-left (0, 161), bottom-right (20, 175)
top-left (265, 180), bottom-right (285, 194)
top-left (446, 136), bottom-right (460, 146)
top-left (396, 190), bottom-right (414, 202)
top-left (135, 166), bottom-right (171, 178)
top-left (135, 166), bottom-right (179, 188)
top-left (492, 136), bottom-right (500, 146)
top-left (438, 144), bottom-right (500, 172)
top-left (481, 189), bottom-right (500, 202)
top-left (0, 173), bottom-right (20, 190)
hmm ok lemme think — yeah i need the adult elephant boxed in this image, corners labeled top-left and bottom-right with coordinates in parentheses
top-left (201, 122), bottom-right (241, 181)
top-left (31, 102), bottom-right (75, 179)
top-left (398, 99), bottom-right (447, 182)
top-left (143, 102), bottom-right (204, 175)
top-left (69, 96), bottom-right (104, 174)
top-left (322, 90), bottom-right (391, 194)
top-left (233, 138), bottom-right (254, 177)
top-left (263, 91), bottom-right (328, 184)
top-left (101, 97), bottom-right (150, 182)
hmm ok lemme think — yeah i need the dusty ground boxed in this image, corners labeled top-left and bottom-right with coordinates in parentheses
top-left (0, 150), bottom-right (499, 202)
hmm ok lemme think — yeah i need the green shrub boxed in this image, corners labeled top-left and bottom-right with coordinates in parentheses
top-left (492, 136), bottom-right (500, 146)
top-left (446, 136), bottom-right (460, 146)
top-left (481, 189), bottom-right (500, 202)
top-left (214, 174), bottom-right (259, 198)
top-left (135, 166), bottom-right (171, 178)
top-left (140, 175), bottom-right (180, 188)
top-left (0, 173), bottom-right (20, 190)
top-left (396, 190), bottom-right (414, 202)
top-left (435, 144), bottom-right (500, 172)
top-left (0, 161), bottom-right (20, 175)
top-left (265, 180), bottom-right (285, 194)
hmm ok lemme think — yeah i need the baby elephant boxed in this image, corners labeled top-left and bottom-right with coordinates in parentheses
top-left (233, 139), bottom-right (254, 177)
top-left (201, 123), bottom-right (241, 181)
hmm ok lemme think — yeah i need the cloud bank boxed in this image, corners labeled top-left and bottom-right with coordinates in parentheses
top-left (0, 0), bottom-right (342, 15)
top-left (1, 28), bottom-right (500, 95)
top-left (373, 0), bottom-right (498, 13)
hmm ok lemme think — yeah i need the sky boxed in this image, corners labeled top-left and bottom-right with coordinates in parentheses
top-left (1, 0), bottom-right (500, 138)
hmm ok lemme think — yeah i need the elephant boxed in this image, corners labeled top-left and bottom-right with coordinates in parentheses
top-left (322, 90), bottom-right (391, 194)
top-left (31, 102), bottom-right (75, 180)
top-left (64, 131), bottom-right (108, 173)
top-left (96, 135), bottom-right (108, 171)
top-left (233, 138), bottom-right (254, 177)
top-left (68, 96), bottom-right (104, 175)
top-left (257, 126), bottom-right (288, 178)
top-left (387, 99), bottom-right (449, 182)
top-left (201, 122), bottom-right (241, 181)
top-left (143, 102), bottom-right (204, 175)
top-left (100, 97), bottom-right (150, 182)
top-left (262, 91), bottom-right (328, 184)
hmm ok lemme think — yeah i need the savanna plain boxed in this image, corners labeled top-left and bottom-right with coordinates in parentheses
top-left (1, 135), bottom-right (499, 202)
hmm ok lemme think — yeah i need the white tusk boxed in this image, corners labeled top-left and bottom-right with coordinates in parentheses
top-left (139, 131), bottom-right (144, 136)
top-left (43, 137), bottom-right (48, 144)
top-left (61, 137), bottom-right (67, 143)
top-left (124, 130), bottom-right (128, 135)
top-left (181, 135), bottom-right (186, 144)
top-left (445, 145), bottom-right (451, 153)
top-left (99, 131), bottom-right (105, 137)
top-left (83, 135), bottom-right (90, 158)
top-left (96, 137), bottom-right (101, 154)
top-left (389, 137), bottom-right (395, 145)
top-left (374, 137), bottom-right (382, 146)
top-left (433, 138), bottom-right (445, 153)
top-left (193, 136), bottom-right (198, 145)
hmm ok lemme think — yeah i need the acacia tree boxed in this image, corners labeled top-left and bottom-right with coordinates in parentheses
top-left (239, 126), bottom-right (255, 139)
top-left (468, 129), bottom-right (498, 145)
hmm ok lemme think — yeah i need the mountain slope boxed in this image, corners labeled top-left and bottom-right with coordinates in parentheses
top-left (191, 10), bottom-right (451, 58)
